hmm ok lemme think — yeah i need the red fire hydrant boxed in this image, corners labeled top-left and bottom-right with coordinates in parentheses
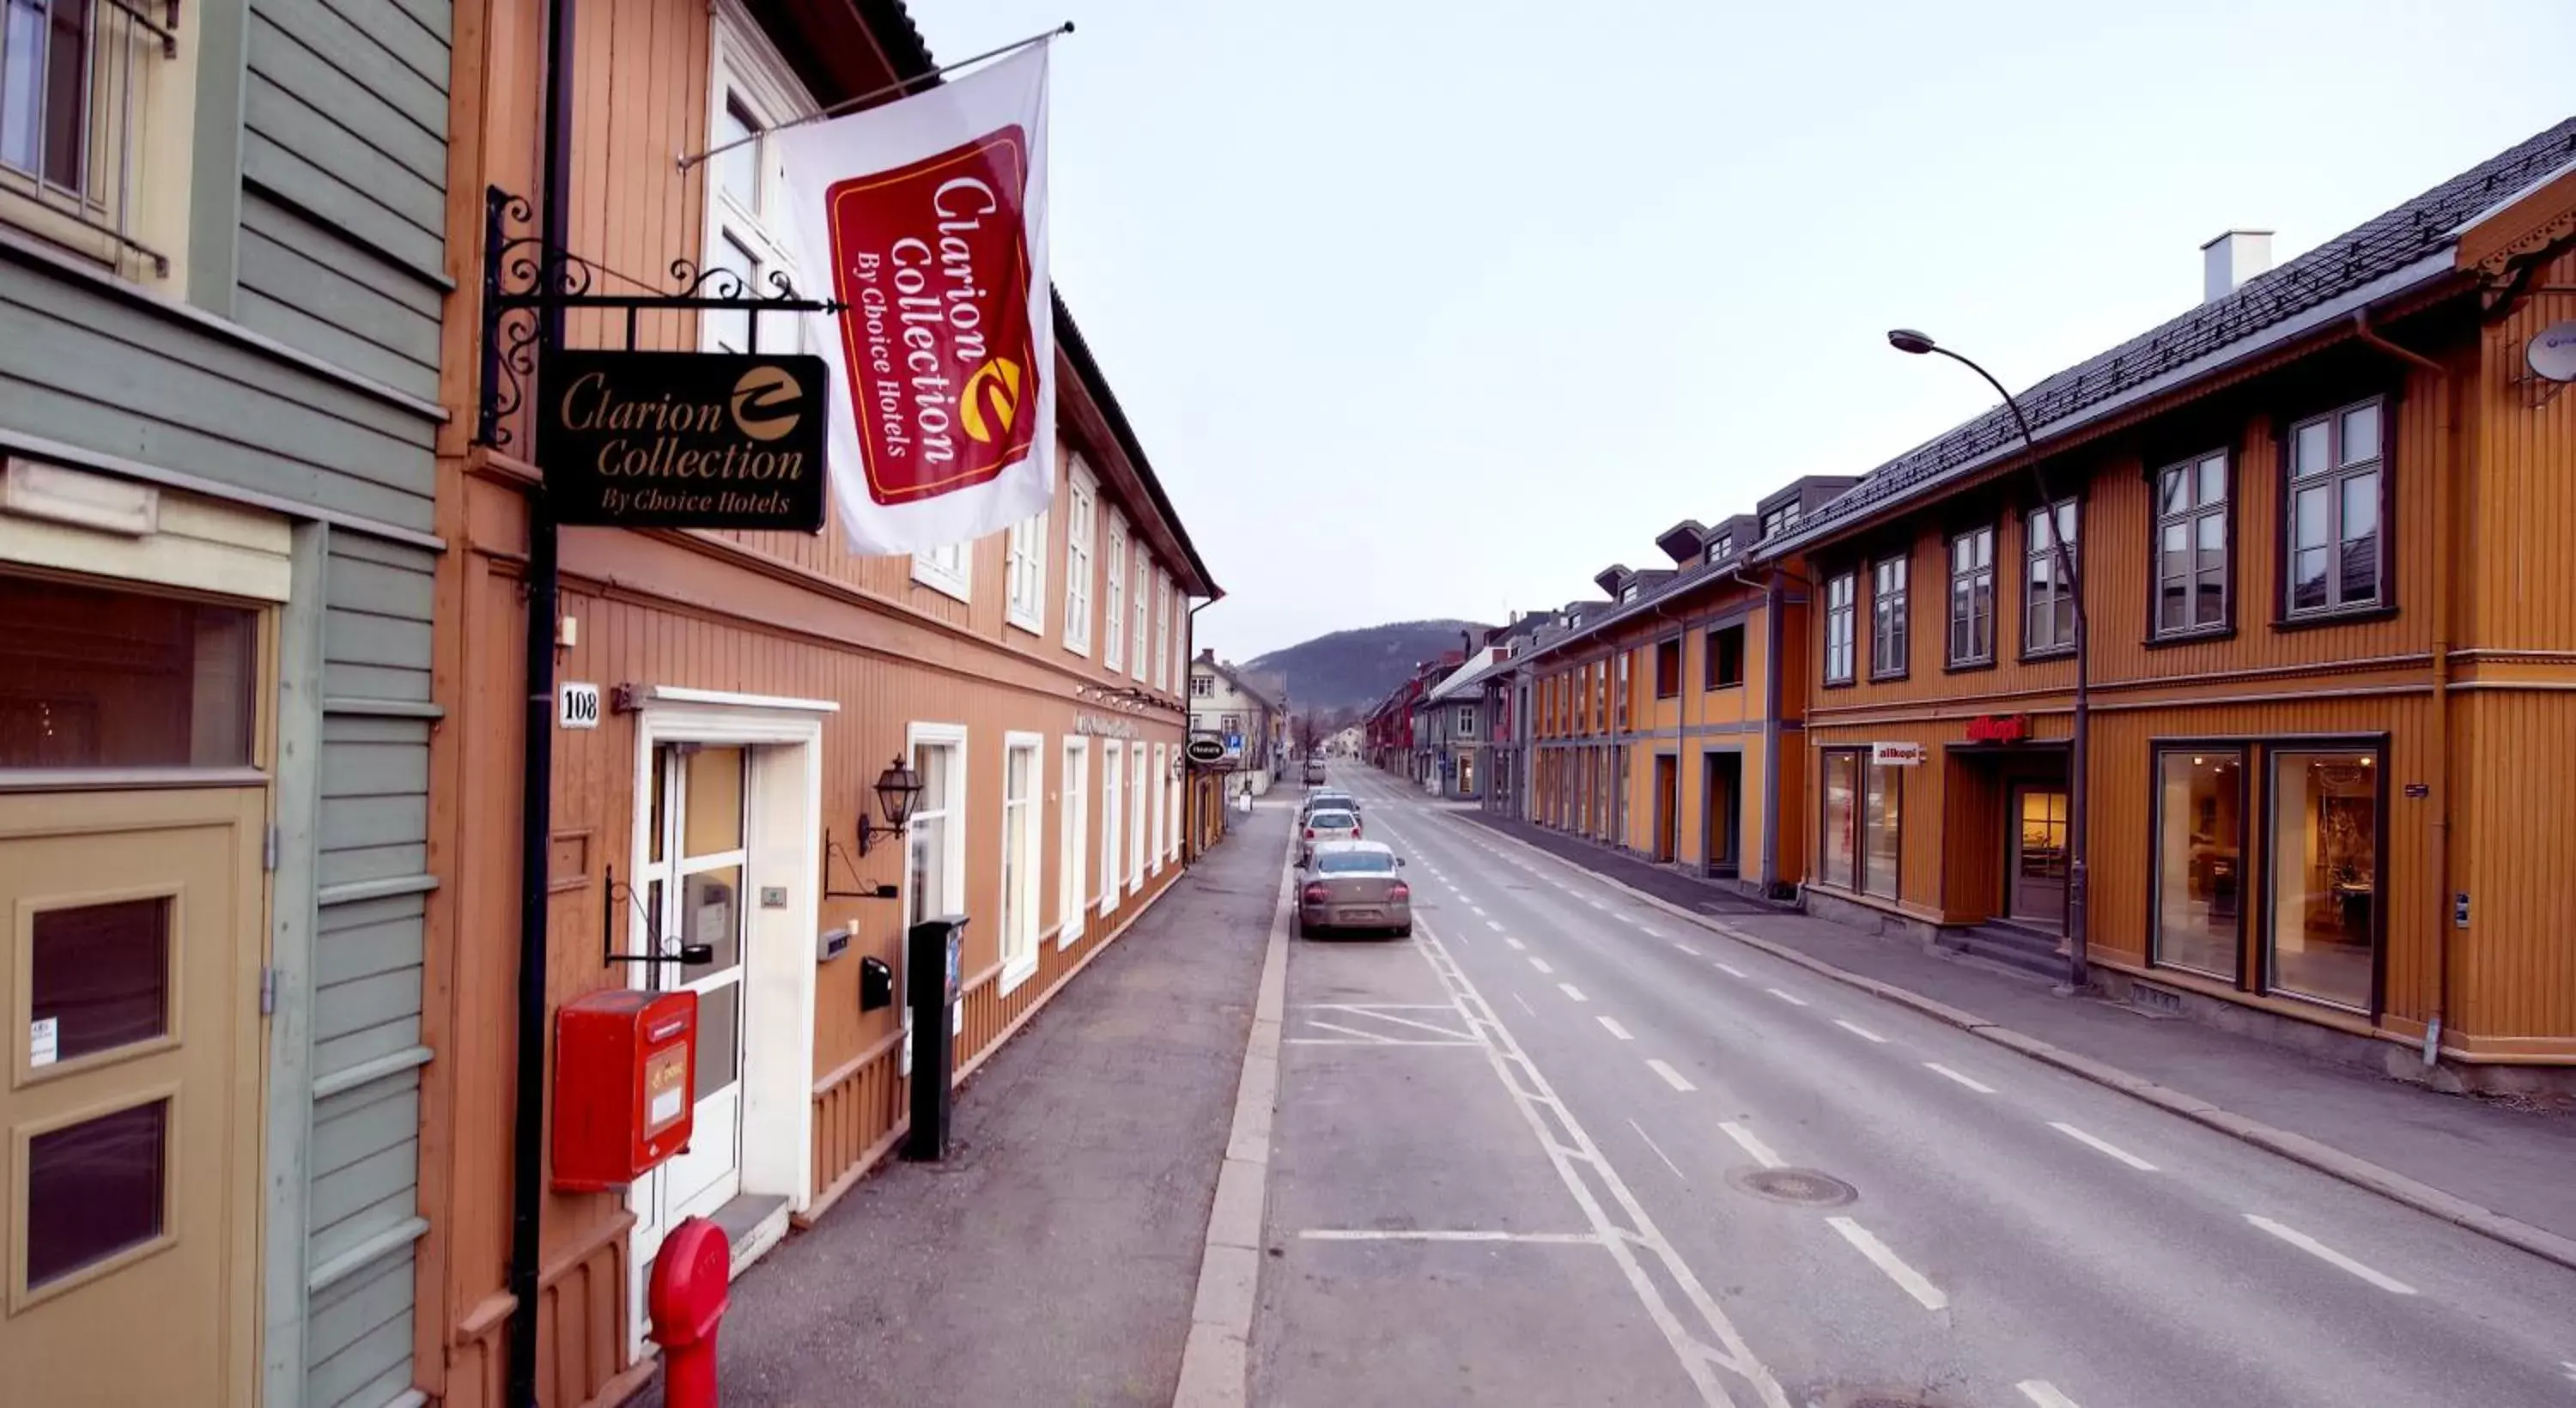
top-left (648, 1217), bottom-right (732, 1408)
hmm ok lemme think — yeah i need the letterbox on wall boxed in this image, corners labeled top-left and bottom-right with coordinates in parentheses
top-left (554, 988), bottom-right (699, 1192)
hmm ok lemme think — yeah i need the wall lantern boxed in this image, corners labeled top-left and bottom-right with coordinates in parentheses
top-left (860, 756), bottom-right (924, 856)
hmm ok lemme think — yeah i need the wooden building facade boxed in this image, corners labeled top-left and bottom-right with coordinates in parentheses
top-left (423, 2), bottom-right (1217, 1404)
top-left (1778, 121), bottom-right (2576, 1083)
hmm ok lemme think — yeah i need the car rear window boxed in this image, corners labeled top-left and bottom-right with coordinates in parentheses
top-left (1316, 852), bottom-right (1394, 874)
top-left (1309, 810), bottom-right (1355, 827)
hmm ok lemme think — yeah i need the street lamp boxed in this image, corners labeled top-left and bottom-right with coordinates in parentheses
top-left (1887, 328), bottom-right (2090, 991)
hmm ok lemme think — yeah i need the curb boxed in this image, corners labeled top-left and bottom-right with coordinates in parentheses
top-left (1435, 806), bottom-right (2576, 1276)
top-left (1170, 824), bottom-right (1295, 1408)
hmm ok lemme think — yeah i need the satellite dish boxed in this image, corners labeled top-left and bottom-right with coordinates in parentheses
top-left (2529, 321), bottom-right (2576, 383)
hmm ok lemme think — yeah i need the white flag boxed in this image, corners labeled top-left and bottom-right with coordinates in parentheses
top-left (776, 45), bottom-right (1053, 557)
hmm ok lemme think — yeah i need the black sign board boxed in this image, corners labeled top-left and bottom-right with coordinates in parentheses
top-left (537, 349), bottom-right (829, 531)
top-left (1186, 737), bottom-right (1228, 766)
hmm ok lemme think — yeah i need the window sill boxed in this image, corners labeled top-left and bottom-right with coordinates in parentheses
top-left (1056, 919), bottom-right (1084, 951)
top-left (1005, 605), bottom-right (1045, 634)
top-left (2016, 645), bottom-right (2077, 665)
top-left (911, 565), bottom-right (971, 604)
top-left (2142, 624), bottom-right (2237, 650)
top-left (1064, 634), bottom-right (1092, 658)
top-left (1868, 669), bottom-right (1910, 684)
top-left (1941, 656), bottom-right (1998, 676)
top-left (2271, 604), bottom-right (2397, 633)
top-left (998, 953), bottom-right (1041, 998)
top-left (1821, 675), bottom-right (1856, 690)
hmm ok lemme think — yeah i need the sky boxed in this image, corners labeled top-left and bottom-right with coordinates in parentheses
top-left (914, 0), bottom-right (2576, 663)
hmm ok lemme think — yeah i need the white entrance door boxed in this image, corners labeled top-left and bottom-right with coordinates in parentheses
top-left (632, 744), bottom-right (750, 1260)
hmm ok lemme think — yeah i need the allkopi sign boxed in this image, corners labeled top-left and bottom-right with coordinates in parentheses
top-left (537, 349), bottom-right (829, 531)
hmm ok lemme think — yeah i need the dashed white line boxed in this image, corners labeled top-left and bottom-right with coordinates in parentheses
top-left (1715, 962), bottom-right (1748, 978)
top-left (1529, 956), bottom-right (1554, 974)
top-left (1832, 1018), bottom-right (1888, 1043)
top-left (1717, 1121), bottom-right (1784, 1169)
top-left (1765, 987), bottom-right (1810, 1007)
top-left (1671, 941), bottom-right (1702, 956)
top-left (1486, 919), bottom-right (1505, 932)
top-left (1504, 937), bottom-right (1527, 951)
top-left (1588, 899), bottom-right (1610, 911)
top-left (2244, 1215), bottom-right (2417, 1295)
top-left (1597, 1016), bottom-right (1633, 1041)
top-left (1558, 983), bottom-right (1589, 1003)
top-left (1645, 1059), bottom-right (1697, 1092)
top-left (1923, 1062), bottom-right (1996, 1094)
top-left (1627, 1118), bottom-right (1686, 1180)
top-left (1470, 905), bottom-right (1486, 916)
top-left (1826, 1216), bottom-right (1948, 1311)
top-left (2050, 1122), bottom-right (2157, 1171)
top-left (2016, 1381), bottom-right (2083, 1408)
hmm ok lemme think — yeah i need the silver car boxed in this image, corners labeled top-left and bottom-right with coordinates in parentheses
top-left (1298, 841), bottom-right (1411, 938)
top-left (1299, 806), bottom-right (1361, 864)
top-left (1300, 789), bottom-right (1358, 823)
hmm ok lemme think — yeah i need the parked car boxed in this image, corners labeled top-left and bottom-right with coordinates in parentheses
top-left (1299, 789), bottom-right (1358, 822)
top-left (1299, 806), bottom-right (1361, 864)
top-left (1304, 756), bottom-right (1329, 785)
top-left (1298, 841), bottom-right (1411, 938)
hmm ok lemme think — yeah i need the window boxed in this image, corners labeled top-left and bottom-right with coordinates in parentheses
top-left (1005, 512), bottom-right (1048, 633)
top-left (903, 725), bottom-right (966, 1061)
top-left (1149, 744), bottom-right (1167, 872)
top-left (1131, 552), bottom-right (1150, 682)
top-left (2024, 501), bottom-right (2079, 656)
top-left (1097, 740), bottom-right (1124, 909)
top-left (1871, 556), bottom-right (1909, 678)
top-left (2285, 399), bottom-right (2385, 616)
top-left (1820, 749), bottom-right (1899, 899)
top-left (1127, 743), bottom-right (1147, 889)
top-left (1152, 570), bottom-right (1171, 691)
top-left (1704, 533), bottom-right (1733, 565)
top-left (1190, 674), bottom-right (1212, 698)
top-left (1219, 713), bottom-right (1241, 736)
top-left (1823, 573), bottom-right (1856, 683)
top-left (1063, 464), bottom-right (1097, 652)
top-left (1059, 738), bottom-right (1088, 948)
top-left (2268, 749), bottom-right (2379, 1011)
top-left (912, 538), bottom-right (970, 601)
top-left (999, 735), bottom-right (1042, 990)
top-left (2153, 748), bottom-right (2243, 980)
top-left (0, 574), bottom-right (257, 769)
top-left (1822, 751), bottom-right (1858, 890)
top-left (702, 34), bottom-right (811, 357)
top-left (1620, 583), bottom-right (1642, 604)
top-left (1947, 525), bottom-right (1996, 665)
top-left (1863, 762), bottom-right (1900, 901)
top-left (2154, 451), bottom-right (2229, 636)
top-left (1763, 503), bottom-right (1801, 539)
top-left (1103, 516), bottom-right (1127, 671)
top-left (2, 0), bottom-right (92, 194)
top-left (1, 0), bottom-right (172, 276)
top-left (1654, 638), bottom-right (1680, 698)
top-left (1706, 624), bottom-right (1745, 689)
top-left (1613, 652), bottom-right (1630, 729)
top-left (1456, 705), bottom-right (1476, 737)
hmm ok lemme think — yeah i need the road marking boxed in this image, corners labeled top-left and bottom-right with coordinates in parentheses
top-left (1646, 1059), bottom-right (1697, 1092)
top-left (1715, 962), bottom-right (1747, 977)
top-left (1826, 1217), bottom-right (1947, 1311)
top-left (1588, 899), bottom-right (1610, 911)
top-left (1285, 1037), bottom-right (1483, 1047)
top-left (1470, 905), bottom-right (1486, 916)
top-left (2050, 1122), bottom-right (2157, 1171)
top-left (1833, 1019), bottom-right (1889, 1043)
top-left (1717, 1121), bottom-right (1785, 1169)
top-left (1487, 919), bottom-right (1505, 932)
top-left (1765, 987), bottom-right (1810, 1007)
top-left (1297, 1229), bottom-right (1601, 1245)
top-left (1558, 982), bottom-right (1589, 1003)
top-left (1672, 941), bottom-right (1703, 956)
top-left (1530, 956), bottom-right (1554, 974)
top-left (1597, 1016), bottom-right (1633, 1041)
top-left (1628, 1118), bottom-right (1686, 1180)
top-left (1303, 1020), bottom-right (1394, 1043)
top-left (1504, 937), bottom-right (1527, 950)
top-left (2244, 1215), bottom-right (2417, 1295)
top-left (1511, 991), bottom-right (1537, 1017)
top-left (2016, 1381), bottom-right (2083, 1408)
top-left (1923, 1062), bottom-right (1996, 1094)
top-left (1405, 919), bottom-right (1791, 1407)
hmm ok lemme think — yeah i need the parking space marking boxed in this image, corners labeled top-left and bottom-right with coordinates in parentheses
top-left (1826, 1217), bottom-right (1948, 1311)
top-left (1597, 1016), bottom-right (1633, 1040)
top-left (1646, 1059), bottom-right (1697, 1093)
top-left (1558, 982), bottom-right (1589, 1003)
top-left (1924, 1062), bottom-right (1996, 1094)
top-left (2244, 1216), bottom-right (2417, 1295)
top-left (1717, 1121), bottom-right (1784, 1169)
top-left (2050, 1122), bottom-right (2157, 1171)
top-left (1832, 1019), bottom-right (1889, 1044)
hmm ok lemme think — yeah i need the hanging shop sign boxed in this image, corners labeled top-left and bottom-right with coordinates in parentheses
top-left (1185, 736), bottom-right (1227, 766)
top-left (535, 349), bottom-right (829, 531)
top-left (1870, 741), bottom-right (1929, 767)
top-left (1964, 713), bottom-right (2032, 744)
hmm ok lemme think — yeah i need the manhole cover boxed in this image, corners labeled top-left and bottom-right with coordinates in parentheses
top-left (1728, 1166), bottom-right (1857, 1206)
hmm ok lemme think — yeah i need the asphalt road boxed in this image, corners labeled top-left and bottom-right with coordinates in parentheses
top-left (1250, 768), bottom-right (2576, 1408)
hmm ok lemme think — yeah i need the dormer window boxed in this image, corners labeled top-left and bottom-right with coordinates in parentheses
top-left (1704, 534), bottom-right (1733, 564)
top-left (1762, 504), bottom-right (1801, 540)
top-left (1619, 583), bottom-right (1641, 603)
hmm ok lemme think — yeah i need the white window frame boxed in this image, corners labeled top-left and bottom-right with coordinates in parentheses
top-left (1456, 705), bottom-right (1476, 737)
top-left (1130, 550), bottom-right (1151, 683)
top-left (1097, 739), bottom-right (1125, 913)
top-left (1167, 768), bottom-right (1182, 864)
top-left (1005, 513), bottom-right (1048, 634)
top-left (1063, 461), bottom-right (1097, 655)
top-left (1149, 744), bottom-right (1167, 872)
top-left (1058, 737), bottom-right (1089, 949)
top-left (899, 720), bottom-right (969, 1071)
top-left (1152, 571), bottom-right (1172, 691)
top-left (912, 539), bottom-right (972, 603)
top-left (1824, 572), bottom-right (1856, 683)
top-left (703, 11), bottom-right (815, 358)
top-left (1127, 741), bottom-right (1147, 889)
top-left (1103, 514), bottom-right (1127, 672)
top-left (998, 731), bottom-right (1044, 994)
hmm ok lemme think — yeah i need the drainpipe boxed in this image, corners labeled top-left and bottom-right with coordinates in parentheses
top-left (2355, 311), bottom-right (2451, 1063)
top-left (506, 0), bottom-right (576, 1403)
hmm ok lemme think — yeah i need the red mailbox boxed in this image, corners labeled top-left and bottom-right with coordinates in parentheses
top-left (554, 988), bottom-right (698, 1191)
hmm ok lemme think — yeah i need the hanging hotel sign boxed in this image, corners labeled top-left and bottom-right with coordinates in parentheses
top-left (1964, 713), bottom-right (2032, 744)
top-left (536, 349), bottom-right (829, 531)
top-left (1870, 741), bottom-right (1929, 767)
top-left (1185, 736), bottom-right (1227, 766)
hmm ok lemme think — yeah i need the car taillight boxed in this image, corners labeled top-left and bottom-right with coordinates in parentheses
top-left (1352, 825), bottom-right (1362, 838)
top-left (1302, 883), bottom-right (1330, 903)
top-left (1303, 827), bottom-right (1315, 839)
top-left (1388, 883), bottom-right (1410, 901)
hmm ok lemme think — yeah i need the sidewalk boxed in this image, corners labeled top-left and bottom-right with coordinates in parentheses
top-left (641, 801), bottom-right (1289, 1408)
top-left (1453, 807), bottom-right (2576, 1255)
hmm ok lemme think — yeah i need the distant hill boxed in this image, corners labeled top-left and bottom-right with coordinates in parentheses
top-left (1246, 620), bottom-right (1490, 714)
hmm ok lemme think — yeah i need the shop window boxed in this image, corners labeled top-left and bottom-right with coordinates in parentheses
top-left (0, 574), bottom-right (257, 771)
top-left (1821, 750), bottom-right (1858, 890)
top-left (1706, 624), bottom-right (1744, 689)
top-left (2267, 750), bottom-right (2379, 1011)
top-left (1654, 638), bottom-right (1680, 698)
top-left (1821, 749), bottom-right (1899, 898)
top-left (2154, 451), bottom-right (2230, 637)
top-left (2153, 749), bottom-right (2243, 980)
top-left (1862, 762), bottom-right (1901, 900)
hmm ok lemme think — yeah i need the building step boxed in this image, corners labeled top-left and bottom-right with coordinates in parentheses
top-left (1937, 924), bottom-right (2069, 981)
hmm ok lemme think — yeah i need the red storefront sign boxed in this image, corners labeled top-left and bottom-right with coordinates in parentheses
top-left (822, 130), bottom-right (1037, 507)
top-left (1965, 713), bottom-right (2032, 743)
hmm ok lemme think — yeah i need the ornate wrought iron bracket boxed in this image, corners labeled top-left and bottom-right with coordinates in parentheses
top-left (822, 830), bottom-right (902, 901)
top-left (476, 185), bottom-right (845, 449)
top-left (601, 865), bottom-right (714, 967)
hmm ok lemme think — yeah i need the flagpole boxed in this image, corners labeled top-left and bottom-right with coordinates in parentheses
top-left (677, 21), bottom-right (1072, 173)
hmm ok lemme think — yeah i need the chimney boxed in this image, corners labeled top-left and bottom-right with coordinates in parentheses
top-left (2200, 230), bottom-right (2273, 304)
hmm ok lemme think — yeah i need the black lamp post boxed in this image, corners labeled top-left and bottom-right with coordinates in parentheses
top-left (1887, 329), bottom-right (2090, 991)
